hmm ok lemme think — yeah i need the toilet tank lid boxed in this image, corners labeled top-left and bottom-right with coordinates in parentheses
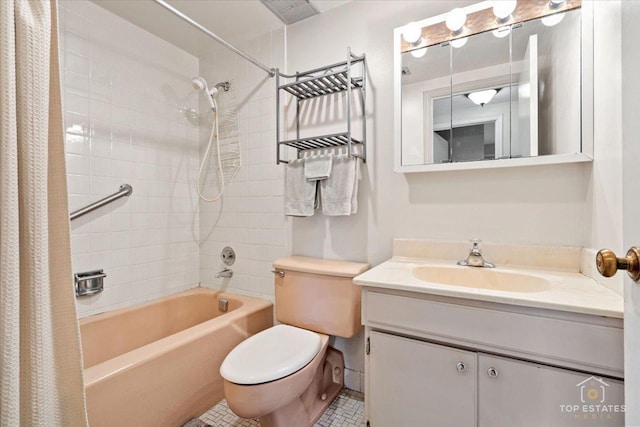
top-left (273, 256), bottom-right (370, 278)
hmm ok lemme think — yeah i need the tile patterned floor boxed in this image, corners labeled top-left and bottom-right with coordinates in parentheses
top-left (199, 389), bottom-right (364, 427)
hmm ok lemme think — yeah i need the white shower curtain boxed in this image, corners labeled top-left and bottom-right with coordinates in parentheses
top-left (0, 1), bottom-right (89, 425)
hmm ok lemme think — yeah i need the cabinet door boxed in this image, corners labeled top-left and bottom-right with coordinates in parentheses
top-left (479, 353), bottom-right (625, 427)
top-left (369, 331), bottom-right (477, 426)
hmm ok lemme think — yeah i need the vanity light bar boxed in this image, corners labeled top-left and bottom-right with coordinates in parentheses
top-left (399, 0), bottom-right (581, 53)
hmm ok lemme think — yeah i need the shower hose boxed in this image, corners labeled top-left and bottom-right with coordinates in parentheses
top-left (197, 100), bottom-right (225, 202)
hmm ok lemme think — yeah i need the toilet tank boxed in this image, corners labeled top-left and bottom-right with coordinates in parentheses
top-left (273, 256), bottom-right (370, 339)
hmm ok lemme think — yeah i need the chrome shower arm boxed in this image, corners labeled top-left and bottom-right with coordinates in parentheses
top-left (215, 81), bottom-right (230, 92)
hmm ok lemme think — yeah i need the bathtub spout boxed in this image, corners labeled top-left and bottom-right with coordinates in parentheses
top-left (216, 268), bottom-right (233, 279)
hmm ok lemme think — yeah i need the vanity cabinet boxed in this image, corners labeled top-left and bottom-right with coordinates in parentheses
top-left (477, 354), bottom-right (624, 427)
top-left (369, 331), bottom-right (477, 426)
top-left (362, 289), bottom-right (625, 427)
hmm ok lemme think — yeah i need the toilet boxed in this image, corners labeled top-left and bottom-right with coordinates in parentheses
top-left (220, 256), bottom-right (369, 427)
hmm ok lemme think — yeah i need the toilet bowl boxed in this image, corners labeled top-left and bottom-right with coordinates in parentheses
top-left (221, 325), bottom-right (344, 427)
top-left (219, 256), bottom-right (370, 427)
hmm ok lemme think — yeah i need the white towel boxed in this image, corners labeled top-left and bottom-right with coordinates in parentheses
top-left (285, 159), bottom-right (317, 217)
top-left (304, 154), bottom-right (333, 181)
top-left (320, 154), bottom-right (359, 216)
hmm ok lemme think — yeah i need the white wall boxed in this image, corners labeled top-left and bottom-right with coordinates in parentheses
top-left (287, 0), bottom-right (588, 267)
top-left (583, 1), bottom-right (624, 295)
top-left (59, 0), bottom-right (201, 317)
top-left (198, 30), bottom-right (288, 301)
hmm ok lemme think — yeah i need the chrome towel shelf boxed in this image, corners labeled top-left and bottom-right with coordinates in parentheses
top-left (275, 47), bottom-right (366, 164)
top-left (279, 69), bottom-right (364, 99)
top-left (279, 132), bottom-right (363, 152)
top-left (69, 184), bottom-right (132, 221)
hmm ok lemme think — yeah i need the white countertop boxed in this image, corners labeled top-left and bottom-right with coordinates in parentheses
top-left (354, 257), bottom-right (624, 319)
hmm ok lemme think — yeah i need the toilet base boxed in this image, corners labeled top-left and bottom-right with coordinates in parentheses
top-left (259, 347), bottom-right (345, 427)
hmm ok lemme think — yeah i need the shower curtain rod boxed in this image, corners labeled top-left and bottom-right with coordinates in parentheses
top-left (152, 0), bottom-right (276, 77)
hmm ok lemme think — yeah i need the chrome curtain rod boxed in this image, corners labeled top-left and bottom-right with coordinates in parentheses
top-left (152, 0), bottom-right (276, 77)
top-left (69, 184), bottom-right (133, 221)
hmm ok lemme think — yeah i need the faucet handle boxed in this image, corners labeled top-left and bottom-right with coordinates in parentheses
top-left (470, 238), bottom-right (482, 249)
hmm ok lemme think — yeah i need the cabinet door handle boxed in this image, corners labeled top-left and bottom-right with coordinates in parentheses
top-left (456, 362), bottom-right (467, 373)
top-left (487, 367), bottom-right (499, 378)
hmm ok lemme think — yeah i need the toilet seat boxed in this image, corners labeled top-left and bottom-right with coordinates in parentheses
top-left (220, 325), bottom-right (322, 385)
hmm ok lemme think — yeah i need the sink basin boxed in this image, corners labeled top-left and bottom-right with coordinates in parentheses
top-left (412, 265), bottom-right (551, 293)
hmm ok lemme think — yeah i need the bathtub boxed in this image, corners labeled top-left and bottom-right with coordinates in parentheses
top-left (80, 288), bottom-right (273, 427)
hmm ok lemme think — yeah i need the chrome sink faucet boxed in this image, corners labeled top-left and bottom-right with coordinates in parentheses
top-left (457, 239), bottom-right (495, 268)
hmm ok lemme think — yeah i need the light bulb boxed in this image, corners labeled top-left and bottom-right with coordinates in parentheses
top-left (542, 13), bottom-right (565, 26)
top-left (468, 89), bottom-right (498, 107)
top-left (518, 82), bottom-right (531, 99)
top-left (492, 26), bottom-right (511, 38)
top-left (410, 47), bottom-right (428, 58)
top-left (549, 0), bottom-right (565, 7)
top-left (446, 8), bottom-right (467, 33)
top-left (451, 37), bottom-right (468, 48)
top-left (493, 0), bottom-right (517, 21)
top-left (402, 22), bottom-right (422, 44)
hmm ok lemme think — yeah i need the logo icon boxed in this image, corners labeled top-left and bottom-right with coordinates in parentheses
top-left (576, 376), bottom-right (609, 404)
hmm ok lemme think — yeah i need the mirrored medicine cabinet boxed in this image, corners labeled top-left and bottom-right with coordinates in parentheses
top-left (393, 0), bottom-right (594, 173)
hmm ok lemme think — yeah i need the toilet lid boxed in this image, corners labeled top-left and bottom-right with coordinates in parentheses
top-left (220, 325), bottom-right (322, 385)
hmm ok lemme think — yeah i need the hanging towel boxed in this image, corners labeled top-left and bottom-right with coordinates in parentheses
top-left (285, 159), bottom-right (317, 216)
top-left (304, 153), bottom-right (333, 181)
top-left (320, 154), bottom-right (359, 216)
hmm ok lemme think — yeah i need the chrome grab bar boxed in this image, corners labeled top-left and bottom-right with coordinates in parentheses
top-left (69, 184), bottom-right (133, 221)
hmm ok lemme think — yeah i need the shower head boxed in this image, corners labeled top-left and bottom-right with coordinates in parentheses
top-left (191, 76), bottom-right (207, 91)
top-left (191, 76), bottom-right (218, 111)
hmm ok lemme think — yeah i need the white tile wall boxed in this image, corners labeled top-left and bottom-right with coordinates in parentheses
top-left (198, 30), bottom-right (289, 302)
top-left (59, 0), bottom-right (201, 317)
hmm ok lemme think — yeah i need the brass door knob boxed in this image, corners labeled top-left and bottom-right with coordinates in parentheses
top-left (596, 247), bottom-right (640, 282)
